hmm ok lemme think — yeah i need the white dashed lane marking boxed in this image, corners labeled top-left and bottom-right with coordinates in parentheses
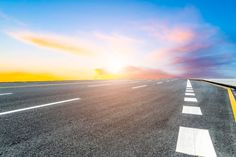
top-left (176, 126), bottom-right (216, 157)
top-left (132, 85), bottom-right (147, 89)
top-left (176, 79), bottom-right (216, 156)
top-left (184, 97), bottom-right (198, 102)
top-left (186, 89), bottom-right (194, 93)
top-left (185, 93), bottom-right (195, 96)
top-left (0, 93), bottom-right (13, 96)
top-left (0, 98), bottom-right (80, 116)
top-left (186, 80), bottom-right (192, 88)
top-left (157, 82), bottom-right (163, 84)
top-left (182, 106), bottom-right (202, 115)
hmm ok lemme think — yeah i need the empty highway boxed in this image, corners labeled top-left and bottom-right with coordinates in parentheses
top-left (0, 79), bottom-right (236, 156)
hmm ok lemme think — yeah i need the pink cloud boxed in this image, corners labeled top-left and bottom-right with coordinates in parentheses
top-left (150, 26), bottom-right (195, 43)
top-left (165, 28), bottom-right (194, 43)
top-left (139, 7), bottom-right (224, 77)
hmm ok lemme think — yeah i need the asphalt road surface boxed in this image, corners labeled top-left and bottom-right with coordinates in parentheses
top-left (0, 79), bottom-right (235, 157)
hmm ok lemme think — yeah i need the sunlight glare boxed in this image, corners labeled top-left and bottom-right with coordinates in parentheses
top-left (106, 56), bottom-right (126, 74)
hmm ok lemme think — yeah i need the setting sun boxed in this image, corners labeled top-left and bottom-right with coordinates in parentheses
top-left (107, 60), bottom-right (123, 74)
top-left (106, 55), bottom-right (127, 74)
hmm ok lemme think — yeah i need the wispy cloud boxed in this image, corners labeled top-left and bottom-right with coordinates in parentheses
top-left (7, 31), bottom-right (95, 56)
top-left (7, 30), bottom-right (141, 57)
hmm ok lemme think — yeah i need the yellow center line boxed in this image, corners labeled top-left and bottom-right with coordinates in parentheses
top-left (227, 88), bottom-right (236, 122)
top-left (202, 81), bottom-right (236, 122)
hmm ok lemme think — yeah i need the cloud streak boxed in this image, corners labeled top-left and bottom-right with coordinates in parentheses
top-left (7, 31), bottom-right (95, 56)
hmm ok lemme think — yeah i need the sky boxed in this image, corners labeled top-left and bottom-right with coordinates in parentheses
top-left (0, 0), bottom-right (236, 81)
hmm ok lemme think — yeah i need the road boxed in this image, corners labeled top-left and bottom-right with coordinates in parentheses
top-left (0, 79), bottom-right (235, 157)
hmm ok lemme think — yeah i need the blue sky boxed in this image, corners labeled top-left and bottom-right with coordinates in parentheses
top-left (0, 0), bottom-right (235, 80)
top-left (1, 0), bottom-right (236, 35)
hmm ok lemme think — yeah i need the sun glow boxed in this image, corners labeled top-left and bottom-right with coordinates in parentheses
top-left (107, 61), bottom-right (123, 74)
top-left (106, 56), bottom-right (126, 74)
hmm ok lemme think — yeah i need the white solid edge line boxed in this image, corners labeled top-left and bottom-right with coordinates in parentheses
top-left (176, 126), bottom-right (216, 157)
top-left (0, 98), bottom-right (80, 116)
top-left (182, 106), bottom-right (202, 115)
top-left (185, 93), bottom-right (195, 96)
top-left (132, 85), bottom-right (147, 89)
top-left (184, 97), bottom-right (198, 102)
top-left (0, 93), bottom-right (13, 96)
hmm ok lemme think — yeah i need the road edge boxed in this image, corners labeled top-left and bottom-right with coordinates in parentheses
top-left (191, 79), bottom-right (236, 122)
